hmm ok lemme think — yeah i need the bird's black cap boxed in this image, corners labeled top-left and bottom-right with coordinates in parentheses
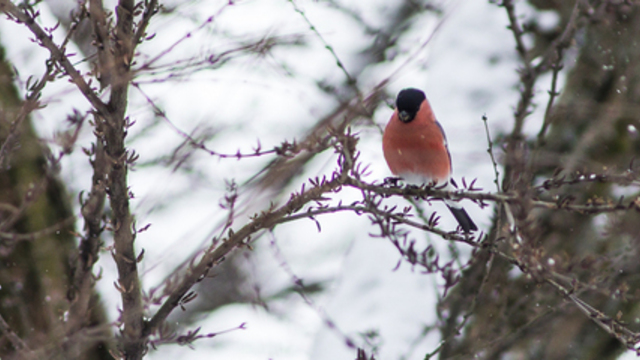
top-left (396, 88), bottom-right (426, 123)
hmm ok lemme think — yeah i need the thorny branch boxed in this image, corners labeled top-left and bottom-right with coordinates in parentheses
top-left (0, 53), bottom-right (56, 168)
top-left (0, 0), bottom-right (108, 114)
top-left (67, 130), bottom-right (109, 336)
top-left (138, 119), bottom-right (640, 351)
top-left (501, 0), bottom-right (583, 191)
top-left (0, 1), bottom-right (159, 358)
top-left (143, 130), bottom-right (361, 338)
top-left (132, 82), bottom-right (302, 160)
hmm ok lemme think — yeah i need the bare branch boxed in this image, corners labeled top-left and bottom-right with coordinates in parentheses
top-left (0, 0), bottom-right (108, 114)
top-left (0, 313), bottom-right (31, 356)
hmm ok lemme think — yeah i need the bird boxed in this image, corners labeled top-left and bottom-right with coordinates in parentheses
top-left (382, 88), bottom-right (477, 233)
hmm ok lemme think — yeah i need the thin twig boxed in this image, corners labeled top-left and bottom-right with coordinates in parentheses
top-left (0, 216), bottom-right (75, 242)
top-left (0, 0), bottom-right (108, 114)
top-left (288, 0), bottom-right (356, 85)
top-left (268, 232), bottom-right (358, 349)
top-left (0, 313), bottom-right (30, 352)
top-left (132, 83), bottom-right (283, 159)
top-left (482, 114), bottom-right (501, 192)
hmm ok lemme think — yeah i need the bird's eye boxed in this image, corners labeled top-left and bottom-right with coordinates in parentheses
top-left (399, 111), bottom-right (412, 122)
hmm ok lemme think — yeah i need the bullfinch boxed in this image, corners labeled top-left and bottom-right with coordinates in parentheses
top-left (382, 88), bottom-right (477, 233)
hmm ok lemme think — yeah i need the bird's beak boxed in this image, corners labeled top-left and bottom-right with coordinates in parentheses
top-left (398, 111), bottom-right (412, 122)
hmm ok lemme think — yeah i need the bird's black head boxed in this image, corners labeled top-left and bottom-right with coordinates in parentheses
top-left (396, 88), bottom-right (426, 123)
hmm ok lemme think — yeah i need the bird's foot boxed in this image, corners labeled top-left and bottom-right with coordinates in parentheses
top-left (383, 177), bottom-right (403, 187)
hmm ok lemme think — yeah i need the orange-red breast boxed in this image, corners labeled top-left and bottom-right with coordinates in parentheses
top-left (382, 88), bottom-right (477, 233)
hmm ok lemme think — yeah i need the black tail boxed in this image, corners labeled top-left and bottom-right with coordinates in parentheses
top-left (447, 206), bottom-right (478, 233)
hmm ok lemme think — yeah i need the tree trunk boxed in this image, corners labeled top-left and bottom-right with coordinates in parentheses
top-left (0, 35), bottom-right (112, 360)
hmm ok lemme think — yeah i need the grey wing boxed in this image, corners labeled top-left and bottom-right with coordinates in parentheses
top-left (435, 120), bottom-right (453, 171)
